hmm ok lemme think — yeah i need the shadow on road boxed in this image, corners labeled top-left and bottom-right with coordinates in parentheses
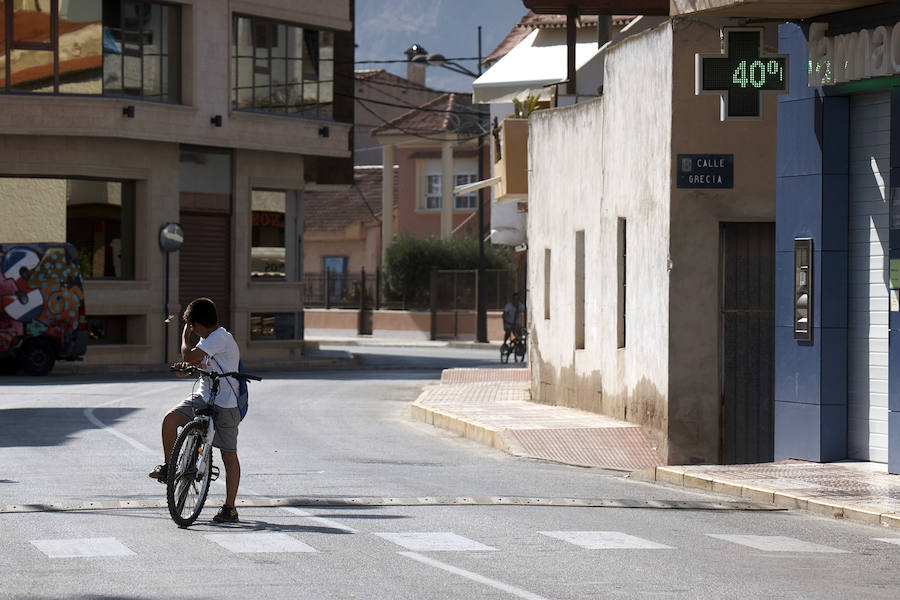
top-left (0, 407), bottom-right (138, 447)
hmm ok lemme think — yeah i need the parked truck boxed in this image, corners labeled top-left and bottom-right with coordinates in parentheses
top-left (0, 243), bottom-right (88, 375)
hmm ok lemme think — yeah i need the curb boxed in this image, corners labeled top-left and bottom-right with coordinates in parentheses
top-left (639, 466), bottom-right (900, 529)
top-left (411, 389), bottom-right (512, 454)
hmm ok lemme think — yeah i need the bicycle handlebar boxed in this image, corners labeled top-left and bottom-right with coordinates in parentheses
top-left (169, 364), bottom-right (262, 381)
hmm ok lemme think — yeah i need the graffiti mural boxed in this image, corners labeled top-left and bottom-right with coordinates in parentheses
top-left (0, 244), bottom-right (86, 356)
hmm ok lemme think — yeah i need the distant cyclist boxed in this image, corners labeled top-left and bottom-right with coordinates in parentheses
top-left (149, 297), bottom-right (242, 524)
top-left (502, 292), bottom-right (525, 345)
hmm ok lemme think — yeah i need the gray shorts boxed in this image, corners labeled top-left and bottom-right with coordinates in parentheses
top-left (172, 395), bottom-right (240, 452)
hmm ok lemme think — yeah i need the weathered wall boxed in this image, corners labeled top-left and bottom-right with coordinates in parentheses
top-left (528, 23), bottom-right (674, 454)
top-left (667, 19), bottom-right (777, 463)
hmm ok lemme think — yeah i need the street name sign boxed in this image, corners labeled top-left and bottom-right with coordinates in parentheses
top-left (677, 154), bottom-right (734, 189)
top-left (696, 27), bottom-right (789, 120)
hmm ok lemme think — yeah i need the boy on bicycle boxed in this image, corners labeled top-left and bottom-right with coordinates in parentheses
top-left (149, 297), bottom-right (243, 524)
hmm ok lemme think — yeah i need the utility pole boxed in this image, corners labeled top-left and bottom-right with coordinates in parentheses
top-left (476, 25), bottom-right (488, 343)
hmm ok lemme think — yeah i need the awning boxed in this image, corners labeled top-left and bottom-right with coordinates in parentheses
top-left (472, 28), bottom-right (603, 104)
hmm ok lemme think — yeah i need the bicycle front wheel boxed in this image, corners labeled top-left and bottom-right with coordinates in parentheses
top-left (166, 420), bottom-right (212, 527)
top-left (500, 343), bottom-right (510, 363)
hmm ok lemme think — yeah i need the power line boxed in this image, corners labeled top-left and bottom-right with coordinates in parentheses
top-left (353, 98), bottom-right (486, 143)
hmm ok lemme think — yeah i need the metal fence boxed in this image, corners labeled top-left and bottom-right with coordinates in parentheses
top-left (303, 268), bottom-right (520, 311)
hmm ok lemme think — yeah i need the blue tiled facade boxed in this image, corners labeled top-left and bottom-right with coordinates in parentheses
top-left (775, 19), bottom-right (899, 471)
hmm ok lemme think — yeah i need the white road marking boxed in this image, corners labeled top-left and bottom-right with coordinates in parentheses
top-left (707, 535), bottom-right (847, 553)
top-left (873, 538), bottom-right (900, 546)
top-left (30, 537), bottom-right (136, 558)
top-left (85, 395), bottom-right (359, 534)
top-left (278, 506), bottom-right (358, 534)
top-left (540, 530), bottom-right (673, 550)
top-left (398, 551), bottom-right (550, 600)
top-left (83, 391), bottom-right (169, 454)
top-left (376, 532), bottom-right (497, 552)
top-left (204, 532), bottom-right (317, 553)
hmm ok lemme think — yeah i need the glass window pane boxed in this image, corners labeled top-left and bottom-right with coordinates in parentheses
top-left (66, 179), bottom-right (135, 279)
top-left (251, 190), bottom-right (286, 280)
top-left (250, 312), bottom-right (296, 340)
top-left (13, 5), bottom-right (52, 45)
top-left (9, 49), bottom-right (55, 92)
top-left (58, 0), bottom-right (103, 94)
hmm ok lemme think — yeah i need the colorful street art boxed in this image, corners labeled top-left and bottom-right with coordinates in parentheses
top-left (0, 244), bottom-right (86, 356)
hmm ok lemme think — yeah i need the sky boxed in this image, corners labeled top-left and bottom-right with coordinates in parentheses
top-left (355, 0), bottom-right (529, 92)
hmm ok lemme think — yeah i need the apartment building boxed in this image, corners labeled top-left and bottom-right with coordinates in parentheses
top-left (0, 0), bottom-right (354, 366)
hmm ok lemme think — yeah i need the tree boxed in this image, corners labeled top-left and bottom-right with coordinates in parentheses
top-left (384, 235), bottom-right (513, 304)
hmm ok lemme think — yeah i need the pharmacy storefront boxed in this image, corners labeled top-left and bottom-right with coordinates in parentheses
top-left (775, 4), bottom-right (900, 472)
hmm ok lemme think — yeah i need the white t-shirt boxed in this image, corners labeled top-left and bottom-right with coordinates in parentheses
top-left (195, 327), bottom-right (240, 408)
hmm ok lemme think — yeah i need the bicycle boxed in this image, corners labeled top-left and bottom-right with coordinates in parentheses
top-left (500, 326), bottom-right (527, 364)
top-left (166, 364), bottom-right (261, 527)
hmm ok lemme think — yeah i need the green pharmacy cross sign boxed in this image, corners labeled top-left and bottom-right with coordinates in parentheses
top-left (696, 27), bottom-right (789, 120)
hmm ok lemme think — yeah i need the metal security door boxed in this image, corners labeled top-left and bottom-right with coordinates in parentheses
top-left (847, 91), bottom-right (891, 462)
top-left (721, 222), bottom-right (775, 464)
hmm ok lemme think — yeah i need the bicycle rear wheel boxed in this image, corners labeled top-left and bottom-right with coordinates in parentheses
top-left (166, 421), bottom-right (212, 527)
top-left (514, 339), bottom-right (526, 362)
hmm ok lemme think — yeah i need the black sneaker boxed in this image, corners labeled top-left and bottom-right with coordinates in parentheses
top-left (148, 464), bottom-right (168, 483)
top-left (213, 505), bottom-right (239, 523)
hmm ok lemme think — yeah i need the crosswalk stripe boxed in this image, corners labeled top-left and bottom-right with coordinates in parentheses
top-left (30, 537), bottom-right (136, 558)
top-left (204, 532), bottom-right (317, 553)
top-left (375, 532), bottom-right (497, 552)
top-left (540, 531), bottom-right (673, 550)
top-left (707, 535), bottom-right (847, 553)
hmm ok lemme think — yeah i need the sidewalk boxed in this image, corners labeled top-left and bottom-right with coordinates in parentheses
top-left (413, 367), bottom-right (900, 529)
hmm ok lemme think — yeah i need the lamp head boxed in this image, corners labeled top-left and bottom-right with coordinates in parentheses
top-left (404, 43), bottom-right (427, 61)
top-left (426, 53), bottom-right (446, 67)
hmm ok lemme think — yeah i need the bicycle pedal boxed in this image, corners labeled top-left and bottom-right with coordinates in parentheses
top-left (210, 466), bottom-right (220, 481)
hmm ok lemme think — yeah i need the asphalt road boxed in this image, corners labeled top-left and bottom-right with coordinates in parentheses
top-left (1, 348), bottom-right (899, 599)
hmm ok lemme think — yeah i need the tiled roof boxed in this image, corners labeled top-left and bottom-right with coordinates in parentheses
top-left (484, 11), bottom-right (636, 67)
top-left (304, 166), bottom-right (397, 231)
top-left (371, 93), bottom-right (487, 137)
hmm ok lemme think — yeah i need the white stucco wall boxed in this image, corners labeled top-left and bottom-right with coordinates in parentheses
top-left (528, 22), bottom-right (673, 449)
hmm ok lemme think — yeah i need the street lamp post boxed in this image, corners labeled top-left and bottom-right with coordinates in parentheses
top-left (412, 27), bottom-right (488, 343)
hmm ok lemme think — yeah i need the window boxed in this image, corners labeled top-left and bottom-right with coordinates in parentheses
top-left (233, 15), bottom-right (334, 119)
top-left (544, 248), bottom-right (551, 320)
top-left (102, 1), bottom-right (181, 102)
top-left (0, 1), bottom-right (180, 100)
top-left (454, 174), bottom-right (478, 210)
top-left (250, 312), bottom-right (298, 340)
top-left (0, 177), bottom-right (135, 279)
top-left (251, 190), bottom-right (287, 280)
top-left (425, 175), bottom-right (441, 209)
top-left (66, 179), bottom-right (136, 279)
top-left (420, 167), bottom-right (478, 210)
top-left (575, 230), bottom-right (585, 350)
top-left (87, 315), bottom-right (127, 344)
top-left (617, 218), bottom-right (626, 348)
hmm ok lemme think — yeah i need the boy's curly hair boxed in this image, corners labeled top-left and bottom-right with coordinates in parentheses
top-left (183, 297), bottom-right (217, 328)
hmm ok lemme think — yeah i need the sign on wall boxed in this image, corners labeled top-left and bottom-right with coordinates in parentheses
top-left (696, 27), bottom-right (789, 120)
top-left (808, 22), bottom-right (900, 87)
top-left (677, 154), bottom-right (734, 189)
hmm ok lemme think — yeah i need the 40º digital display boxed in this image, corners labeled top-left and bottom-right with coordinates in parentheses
top-left (696, 28), bottom-right (789, 120)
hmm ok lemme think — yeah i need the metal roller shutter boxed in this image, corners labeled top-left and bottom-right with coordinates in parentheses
top-left (847, 91), bottom-right (891, 462)
top-left (178, 212), bottom-right (231, 329)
